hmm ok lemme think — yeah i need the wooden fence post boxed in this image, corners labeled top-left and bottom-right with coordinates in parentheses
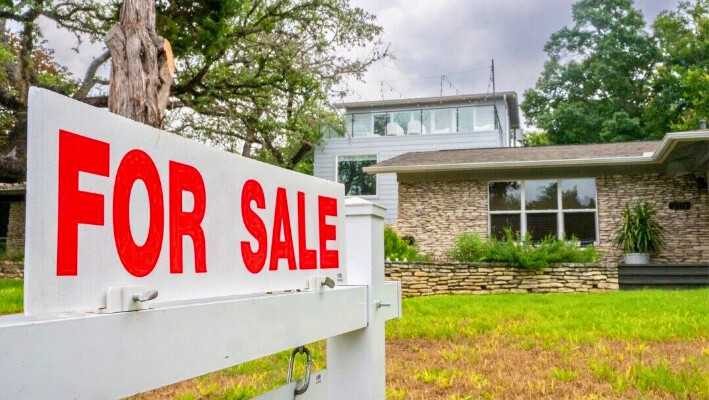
top-left (327, 197), bottom-right (387, 399)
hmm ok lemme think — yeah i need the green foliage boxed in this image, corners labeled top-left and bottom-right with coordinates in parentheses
top-left (159, 0), bottom-right (389, 171)
top-left (384, 226), bottom-right (430, 262)
top-left (522, 0), bottom-right (708, 144)
top-left (613, 202), bottom-right (666, 255)
top-left (449, 230), bottom-right (598, 270)
top-left (521, 130), bottom-right (550, 147)
top-left (0, 0), bottom-right (388, 179)
top-left (647, 0), bottom-right (709, 133)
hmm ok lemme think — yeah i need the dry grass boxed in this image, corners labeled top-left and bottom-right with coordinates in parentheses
top-left (130, 290), bottom-right (709, 400)
top-left (386, 336), bottom-right (708, 399)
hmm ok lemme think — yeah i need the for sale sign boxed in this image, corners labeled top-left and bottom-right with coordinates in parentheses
top-left (25, 88), bottom-right (346, 315)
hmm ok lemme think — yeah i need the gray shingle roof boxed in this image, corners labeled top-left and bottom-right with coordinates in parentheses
top-left (369, 141), bottom-right (661, 171)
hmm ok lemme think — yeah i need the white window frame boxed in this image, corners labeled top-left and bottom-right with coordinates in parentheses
top-left (335, 154), bottom-right (379, 198)
top-left (487, 178), bottom-right (599, 243)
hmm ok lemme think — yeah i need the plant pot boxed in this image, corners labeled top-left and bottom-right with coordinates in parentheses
top-left (624, 253), bottom-right (650, 265)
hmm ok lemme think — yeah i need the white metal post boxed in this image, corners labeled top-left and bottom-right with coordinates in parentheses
top-left (327, 197), bottom-right (387, 400)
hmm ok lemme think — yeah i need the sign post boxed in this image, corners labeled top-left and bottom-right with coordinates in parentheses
top-left (0, 88), bottom-right (400, 399)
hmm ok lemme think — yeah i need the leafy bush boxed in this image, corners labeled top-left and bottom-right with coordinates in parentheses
top-left (449, 229), bottom-right (598, 270)
top-left (384, 226), bottom-right (430, 262)
top-left (613, 202), bottom-right (665, 255)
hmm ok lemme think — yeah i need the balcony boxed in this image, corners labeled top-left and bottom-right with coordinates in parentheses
top-left (324, 105), bottom-right (500, 139)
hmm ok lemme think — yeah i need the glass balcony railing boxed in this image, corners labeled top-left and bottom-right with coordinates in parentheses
top-left (338, 105), bottom-right (500, 138)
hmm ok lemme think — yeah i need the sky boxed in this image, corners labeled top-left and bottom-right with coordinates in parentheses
top-left (37, 0), bottom-right (681, 129)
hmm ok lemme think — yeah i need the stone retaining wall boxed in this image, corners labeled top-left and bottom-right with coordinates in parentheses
top-left (0, 261), bottom-right (23, 280)
top-left (385, 261), bottom-right (618, 297)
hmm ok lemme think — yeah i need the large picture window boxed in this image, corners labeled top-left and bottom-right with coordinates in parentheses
top-left (337, 155), bottom-right (377, 196)
top-left (488, 179), bottom-right (597, 244)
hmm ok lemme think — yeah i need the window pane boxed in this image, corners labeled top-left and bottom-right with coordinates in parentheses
top-left (489, 181), bottom-right (521, 211)
top-left (525, 180), bottom-right (558, 210)
top-left (564, 212), bottom-right (596, 244)
top-left (562, 179), bottom-right (596, 209)
top-left (373, 114), bottom-right (387, 136)
top-left (421, 110), bottom-right (432, 134)
top-left (526, 213), bottom-right (558, 242)
top-left (391, 112), bottom-right (411, 135)
top-left (474, 106), bottom-right (495, 132)
top-left (433, 109), bottom-right (453, 133)
top-left (338, 155), bottom-right (377, 196)
top-left (351, 114), bottom-right (371, 137)
top-left (457, 107), bottom-right (475, 132)
top-left (490, 214), bottom-right (521, 240)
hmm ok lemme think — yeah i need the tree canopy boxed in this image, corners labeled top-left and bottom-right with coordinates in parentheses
top-left (522, 0), bottom-right (708, 145)
top-left (0, 0), bottom-right (387, 180)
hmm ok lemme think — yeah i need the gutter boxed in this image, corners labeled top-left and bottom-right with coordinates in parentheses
top-left (364, 131), bottom-right (709, 174)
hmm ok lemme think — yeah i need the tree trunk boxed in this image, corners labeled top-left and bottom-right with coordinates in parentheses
top-left (106, 0), bottom-right (172, 128)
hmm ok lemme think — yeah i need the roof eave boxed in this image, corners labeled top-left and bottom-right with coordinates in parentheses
top-left (363, 131), bottom-right (709, 174)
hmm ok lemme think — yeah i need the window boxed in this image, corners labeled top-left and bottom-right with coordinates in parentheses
top-left (391, 111), bottom-right (413, 134)
top-left (337, 155), bottom-right (377, 196)
top-left (474, 106), bottom-right (495, 132)
top-left (373, 114), bottom-right (388, 136)
top-left (488, 179), bottom-right (598, 243)
top-left (457, 107), bottom-right (475, 132)
top-left (351, 113), bottom-right (371, 137)
top-left (432, 108), bottom-right (454, 133)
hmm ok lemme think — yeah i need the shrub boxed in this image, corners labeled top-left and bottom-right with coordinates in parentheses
top-left (384, 226), bottom-right (430, 262)
top-left (449, 229), bottom-right (598, 270)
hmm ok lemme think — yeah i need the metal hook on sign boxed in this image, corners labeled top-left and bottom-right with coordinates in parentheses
top-left (286, 346), bottom-right (312, 396)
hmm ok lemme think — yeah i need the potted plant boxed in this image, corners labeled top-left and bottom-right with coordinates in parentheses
top-left (613, 202), bottom-right (665, 264)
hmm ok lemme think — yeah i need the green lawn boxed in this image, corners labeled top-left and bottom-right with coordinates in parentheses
top-left (388, 289), bottom-right (709, 342)
top-left (0, 279), bottom-right (23, 315)
top-left (2, 281), bottom-right (707, 399)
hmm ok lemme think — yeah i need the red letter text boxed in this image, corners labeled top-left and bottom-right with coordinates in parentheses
top-left (241, 179), bottom-right (268, 273)
top-left (113, 150), bottom-right (164, 277)
top-left (318, 196), bottom-right (339, 269)
top-left (169, 161), bottom-right (207, 274)
top-left (56, 130), bottom-right (110, 276)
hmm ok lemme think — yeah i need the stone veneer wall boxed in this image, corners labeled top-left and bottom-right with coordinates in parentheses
top-left (0, 261), bottom-right (23, 280)
top-left (6, 201), bottom-right (25, 255)
top-left (396, 180), bottom-right (487, 259)
top-left (396, 173), bottom-right (709, 263)
top-left (596, 173), bottom-right (708, 263)
top-left (385, 262), bottom-right (618, 297)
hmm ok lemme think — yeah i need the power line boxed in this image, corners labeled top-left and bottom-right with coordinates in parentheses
top-left (366, 65), bottom-right (490, 84)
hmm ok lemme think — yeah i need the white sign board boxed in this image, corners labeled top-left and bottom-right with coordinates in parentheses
top-left (25, 88), bottom-right (346, 315)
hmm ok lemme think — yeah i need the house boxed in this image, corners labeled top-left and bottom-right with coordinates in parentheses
top-left (313, 92), bottom-right (521, 221)
top-left (364, 131), bottom-right (709, 263)
top-left (0, 183), bottom-right (26, 255)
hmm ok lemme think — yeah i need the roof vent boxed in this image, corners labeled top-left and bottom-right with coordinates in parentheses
top-left (700, 119), bottom-right (707, 130)
top-left (642, 152), bottom-right (654, 157)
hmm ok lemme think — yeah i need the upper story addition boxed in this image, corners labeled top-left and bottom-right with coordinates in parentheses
top-left (326, 91), bottom-right (520, 145)
top-left (314, 92), bottom-right (521, 222)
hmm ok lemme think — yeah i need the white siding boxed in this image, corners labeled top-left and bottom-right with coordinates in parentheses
top-left (314, 131), bottom-right (500, 221)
